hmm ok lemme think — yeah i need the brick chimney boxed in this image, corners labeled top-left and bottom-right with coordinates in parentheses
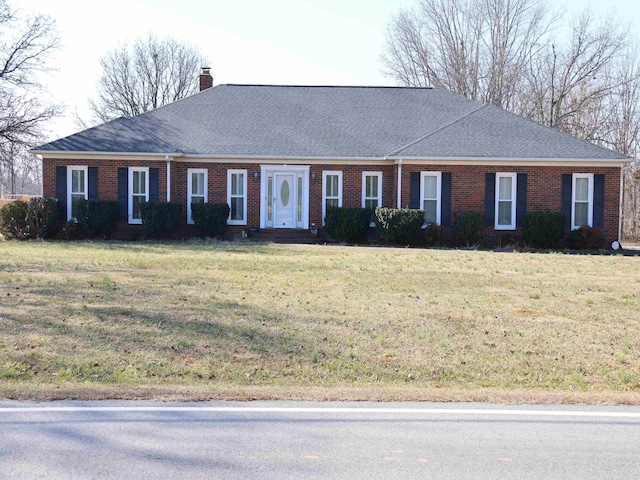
top-left (199, 67), bottom-right (213, 91)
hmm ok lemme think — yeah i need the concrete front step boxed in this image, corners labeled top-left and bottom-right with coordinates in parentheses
top-left (249, 229), bottom-right (323, 244)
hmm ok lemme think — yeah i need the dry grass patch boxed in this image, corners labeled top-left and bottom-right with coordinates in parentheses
top-left (1, 240), bottom-right (639, 403)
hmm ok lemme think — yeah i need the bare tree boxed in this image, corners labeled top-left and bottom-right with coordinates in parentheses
top-left (0, 0), bottom-right (58, 196)
top-left (518, 12), bottom-right (628, 136)
top-left (0, 142), bottom-right (40, 196)
top-left (0, 0), bottom-right (59, 149)
top-left (382, 0), bottom-right (556, 109)
top-left (90, 35), bottom-right (206, 122)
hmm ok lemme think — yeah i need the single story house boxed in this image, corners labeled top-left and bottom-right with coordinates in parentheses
top-left (33, 69), bottom-right (631, 244)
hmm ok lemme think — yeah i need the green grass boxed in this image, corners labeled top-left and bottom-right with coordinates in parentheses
top-left (1, 240), bottom-right (639, 401)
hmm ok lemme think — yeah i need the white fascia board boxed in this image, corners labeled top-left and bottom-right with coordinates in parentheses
top-left (30, 150), bottom-right (182, 161)
top-left (397, 157), bottom-right (630, 167)
top-left (30, 150), bottom-right (631, 168)
top-left (176, 154), bottom-right (387, 163)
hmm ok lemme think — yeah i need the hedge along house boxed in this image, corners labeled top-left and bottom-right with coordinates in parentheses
top-left (33, 69), bottom-right (631, 244)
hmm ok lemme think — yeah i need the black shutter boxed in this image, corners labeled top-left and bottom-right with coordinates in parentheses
top-left (88, 167), bottom-right (98, 200)
top-left (117, 167), bottom-right (128, 221)
top-left (485, 173), bottom-right (495, 227)
top-left (441, 172), bottom-right (452, 227)
top-left (516, 173), bottom-right (527, 228)
top-left (56, 166), bottom-right (67, 217)
top-left (409, 172), bottom-right (420, 209)
top-left (593, 174), bottom-right (604, 228)
top-left (149, 168), bottom-right (159, 202)
top-left (561, 174), bottom-right (572, 228)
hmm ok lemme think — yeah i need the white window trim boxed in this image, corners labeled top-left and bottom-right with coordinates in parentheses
top-left (362, 172), bottom-right (382, 227)
top-left (322, 171), bottom-right (343, 226)
top-left (495, 172), bottom-right (517, 230)
top-left (572, 173), bottom-right (594, 230)
top-left (187, 168), bottom-right (208, 225)
top-left (66, 166), bottom-right (88, 221)
top-left (128, 167), bottom-right (149, 225)
top-left (227, 169), bottom-right (248, 225)
top-left (420, 171), bottom-right (442, 226)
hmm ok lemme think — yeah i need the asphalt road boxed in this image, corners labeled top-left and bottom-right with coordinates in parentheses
top-left (1, 401), bottom-right (640, 479)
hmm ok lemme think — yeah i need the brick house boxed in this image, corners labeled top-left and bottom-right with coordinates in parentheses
top-left (33, 70), bottom-right (631, 244)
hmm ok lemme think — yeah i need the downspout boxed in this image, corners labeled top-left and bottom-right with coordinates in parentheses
top-left (619, 166), bottom-right (625, 242)
top-left (166, 155), bottom-right (172, 202)
top-left (396, 158), bottom-right (403, 209)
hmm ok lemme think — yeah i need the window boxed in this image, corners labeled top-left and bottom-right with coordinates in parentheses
top-left (187, 169), bottom-right (208, 224)
top-left (128, 167), bottom-right (149, 224)
top-left (572, 173), bottom-right (594, 229)
top-left (322, 171), bottom-right (342, 225)
top-left (495, 173), bottom-right (517, 230)
top-left (67, 166), bottom-right (88, 221)
top-left (420, 172), bottom-right (441, 225)
top-left (227, 169), bottom-right (247, 225)
top-left (362, 172), bottom-right (382, 210)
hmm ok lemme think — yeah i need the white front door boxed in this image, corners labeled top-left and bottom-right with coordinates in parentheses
top-left (274, 173), bottom-right (296, 228)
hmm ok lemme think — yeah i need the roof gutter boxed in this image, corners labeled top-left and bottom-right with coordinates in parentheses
top-left (29, 150), bottom-right (631, 166)
top-left (29, 150), bottom-right (184, 159)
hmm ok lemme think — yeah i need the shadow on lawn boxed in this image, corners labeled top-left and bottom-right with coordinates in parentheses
top-left (47, 239), bottom-right (281, 256)
top-left (0, 295), bottom-right (312, 372)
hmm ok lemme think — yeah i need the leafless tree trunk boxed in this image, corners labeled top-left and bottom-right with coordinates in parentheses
top-left (89, 34), bottom-right (206, 123)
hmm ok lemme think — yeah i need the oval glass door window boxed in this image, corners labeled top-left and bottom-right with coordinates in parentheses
top-left (281, 179), bottom-right (290, 207)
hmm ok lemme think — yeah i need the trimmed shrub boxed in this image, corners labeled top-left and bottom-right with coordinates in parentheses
top-left (26, 197), bottom-right (60, 239)
top-left (423, 223), bottom-right (447, 247)
top-left (523, 211), bottom-right (565, 249)
top-left (324, 206), bottom-right (372, 243)
top-left (569, 226), bottom-right (605, 250)
top-left (0, 200), bottom-right (29, 239)
top-left (374, 207), bottom-right (425, 245)
top-left (76, 199), bottom-right (119, 238)
top-left (453, 211), bottom-right (485, 247)
top-left (57, 220), bottom-right (83, 240)
top-left (140, 201), bottom-right (183, 238)
top-left (191, 202), bottom-right (230, 238)
top-left (497, 232), bottom-right (518, 248)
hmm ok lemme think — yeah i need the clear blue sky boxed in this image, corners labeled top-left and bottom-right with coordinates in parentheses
top-left (16, 0), bottom-right (640, 141)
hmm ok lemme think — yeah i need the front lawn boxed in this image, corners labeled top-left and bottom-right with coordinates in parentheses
top-left (1, 241), bottom-right (639, 403)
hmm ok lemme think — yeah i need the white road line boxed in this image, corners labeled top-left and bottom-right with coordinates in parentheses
top-left (0, 407), bottom-right (639, 418)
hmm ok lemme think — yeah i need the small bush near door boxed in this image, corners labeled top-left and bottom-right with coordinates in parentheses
top-left (0, 200), bottom-right (29, 239)
top-left (374, 207), bottom-right (425, 245)
top-left (453, 211), bottom-right (485, 247)
top-left (523, 211), bottom-right (565, 249)
top-left (324, 206), bottom-right (372, 243)
top-left (191, 202), bottom-right (230, 238)
top-left (569, 226), bottom-right (605, 250)
top-left (140, 201), bottom-right (183, 238)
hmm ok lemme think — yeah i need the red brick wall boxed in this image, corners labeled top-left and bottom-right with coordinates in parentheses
top-left (308, 164), bottom-right (395, 226)
top-left (42, 158), bottom-right (168, 202)
top-left (400, 164), bottom-right (621, 244)
top-left (42, 158), bottom-right (622, 243)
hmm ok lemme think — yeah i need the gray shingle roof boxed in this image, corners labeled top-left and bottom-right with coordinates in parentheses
top-left (35, 84), bottom-right (628, 160)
